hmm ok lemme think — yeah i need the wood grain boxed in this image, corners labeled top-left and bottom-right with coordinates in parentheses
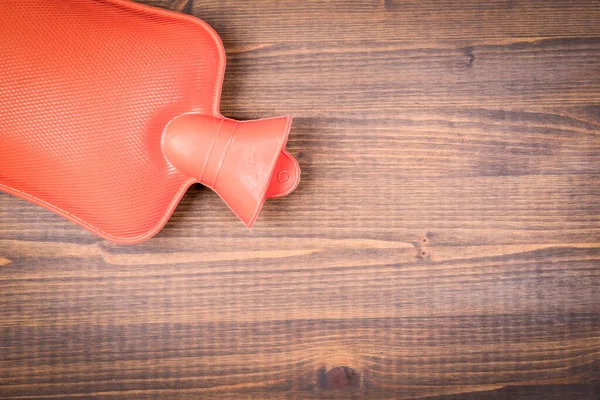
top-left (1, 0), bottom-right (599, 398)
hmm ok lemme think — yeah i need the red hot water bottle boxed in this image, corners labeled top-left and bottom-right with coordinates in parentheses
top-left (0, 0), bottom-right (300, 244)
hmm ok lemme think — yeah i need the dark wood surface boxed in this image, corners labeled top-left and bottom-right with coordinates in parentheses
top-left (1, 0), bottom-right (599, 398)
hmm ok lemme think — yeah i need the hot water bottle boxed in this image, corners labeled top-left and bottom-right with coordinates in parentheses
top-left (0, 0), bottom-right (300, 243)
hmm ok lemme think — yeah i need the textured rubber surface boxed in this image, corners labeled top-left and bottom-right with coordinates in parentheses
top-left (0, 0), bottom-right (298, 243)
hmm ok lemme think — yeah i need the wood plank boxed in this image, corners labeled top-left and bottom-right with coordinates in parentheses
top-left (192, 0), bottom-right (600, 43)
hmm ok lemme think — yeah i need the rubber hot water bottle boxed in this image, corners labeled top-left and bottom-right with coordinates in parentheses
top-left (0, 0), bottom-right (301, 244)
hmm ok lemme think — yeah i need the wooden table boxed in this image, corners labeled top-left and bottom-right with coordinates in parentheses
top-left (1, 1), bottom-right (599, 398)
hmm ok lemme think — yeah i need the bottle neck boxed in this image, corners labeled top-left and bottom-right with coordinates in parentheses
top-left (163, 114), bottom-right (236, 188)
top-left (162, 113), bottom-right (300, 228)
